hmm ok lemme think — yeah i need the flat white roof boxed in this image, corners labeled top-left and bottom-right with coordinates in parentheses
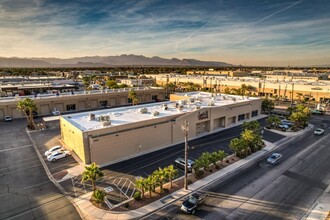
top-left (63, 92), bottom-right (259, 132)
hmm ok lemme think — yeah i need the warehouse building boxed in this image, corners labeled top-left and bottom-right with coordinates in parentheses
top-left (60, 92), bottom-right (261, 166)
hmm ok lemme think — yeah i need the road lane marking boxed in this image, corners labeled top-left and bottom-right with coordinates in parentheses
top-left (295, 134), bottom-right (329, 158)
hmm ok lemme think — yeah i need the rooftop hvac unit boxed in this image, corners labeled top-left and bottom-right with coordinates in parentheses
top-left (179, 99), bottom-right (186, 105)
top-left (162, 104), bottom-right (168, 110)
top-left (208, 101), bottom-right (215, 106)
top-left (89, 113), bottom-right (95, 121)
top-left (153, 111), bottom-right (160, 116)
top-left (139, 108), bottom-right (148, 114)
top-left (102, 121), bottom-right (111, 127)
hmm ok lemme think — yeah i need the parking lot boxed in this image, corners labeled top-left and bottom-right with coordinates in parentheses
top-left (0, 119), bottom-right (81, 219)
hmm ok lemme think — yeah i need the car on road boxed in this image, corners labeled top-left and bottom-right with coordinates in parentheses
top-left (44, 145), bottom-right (63, 156)
top-left (4, 116), bottom-right (12, 122)
top-left (47, 150), bottom-right (71, 162)
top-left (267, 153), bottom-right (282, 165)
top-left (181, 193), bottom-right (206, 215)
top-left (174, 157), bottom-right (195, 172)
top-left (314, 128), bottom-right (324, 135)
top-left (311, 109), bottom-right (322, 115)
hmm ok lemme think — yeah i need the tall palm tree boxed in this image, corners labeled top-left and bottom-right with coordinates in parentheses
top-left (17, 98), bottom-right (38, 130)
top-left (164, 165), bottom-right (178, 188)
top-left (81, 162), bottom-right (104, 193)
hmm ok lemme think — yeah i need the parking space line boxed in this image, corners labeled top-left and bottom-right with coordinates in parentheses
top-left (0, 144), bottom-right (33, 152)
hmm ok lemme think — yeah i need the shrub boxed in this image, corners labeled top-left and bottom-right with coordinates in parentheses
top-left (124, 203), bottom-right (129, 208)
top-left (194, 170), bottom-right (204, 179)
top-left (215, 164), bottom-right (220, 169)
top-left (188, 179), bottom-right (193, 185)
top-left (134, 191), bottom-right (141, 201)
top-left (93, 189), bottom-right (106, 204)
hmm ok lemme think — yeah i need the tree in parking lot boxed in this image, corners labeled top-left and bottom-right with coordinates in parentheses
top-left (230, 138), bottom-right (248, 158)
top-left (242, 121), bottom-right (261, 134)
top-left (288, 104), bottom-right (311, 129)
top-left (81, 162), bottom-right (104, 194)
top-left (266, 115), bottom-right (281, 129)
top-left (164, 165), bottom-right (178, 189)
top-left (17, 97), bottom-right (38, 130)
top-left (261, 99), bottom-right (274, 114)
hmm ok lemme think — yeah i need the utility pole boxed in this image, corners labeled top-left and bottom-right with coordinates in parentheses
top-left (181, 120), bottom-right (189, 190)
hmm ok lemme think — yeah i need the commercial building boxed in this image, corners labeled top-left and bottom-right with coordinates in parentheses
top-left (152, 74), bottom-right (330, 102)
top-left (0, 87), bottom-right (165, 120)
top-left (60, 92), bottom-right (261, 166)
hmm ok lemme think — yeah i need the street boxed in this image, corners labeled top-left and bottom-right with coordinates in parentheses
top-left (144, 116), bottom-right (330, 220)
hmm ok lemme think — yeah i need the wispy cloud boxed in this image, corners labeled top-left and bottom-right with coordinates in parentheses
top-left (0, 0), bottom-right (329, 66)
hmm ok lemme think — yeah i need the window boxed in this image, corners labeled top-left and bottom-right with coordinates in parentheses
top-left (66, 104), bottom-right (76, 111)
top-left (100, 100), bottom-right (108, 107)
top-left (152, 95), bottom-right (158, 101)
top-left (251, 110), bottom-right (258, 117)
top-left (238, 114), bottom-right (245, 121)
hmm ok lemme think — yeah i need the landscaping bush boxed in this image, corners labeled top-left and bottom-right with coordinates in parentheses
top-left (194, 169), bottom-right (204, 179)
top-left (134, 191), bottom-right (141, 201)
top-left (215, 164), bottom-right (220, 169)
top-left (93, 189), bottom-right (106, 204)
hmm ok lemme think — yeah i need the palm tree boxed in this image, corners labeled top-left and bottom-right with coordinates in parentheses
top-left (135, 177), bottom-right (147, 199)
top-left (217, 150), bottom-right (227, 163)
top-left (17, 98), bottom-right (38, 130)
top-left (154, 168), bottom-right (166, 193)
top-left (164, 165), bottom-right (178, 188)
top-left (242, 121), bottom-right (261, 134)
top-left (210, 151), bottom-right (219, 166)
top-left (128, 89), bottom-right (138, 105)
top-left (81, 162), bottom-right (104, 193)
top-left (146, 175), bottom-right (155, 197)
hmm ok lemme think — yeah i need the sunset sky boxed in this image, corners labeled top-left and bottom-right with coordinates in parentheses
top-left (1, 0), bottom-right (330, 66)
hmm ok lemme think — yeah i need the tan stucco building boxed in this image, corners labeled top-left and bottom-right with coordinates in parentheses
top-left (60, 92), bottom-right (261, 166)
top-left (152, 74), bottom-right (330, 102)
top-left (0, 87), bottom-right (165, 120)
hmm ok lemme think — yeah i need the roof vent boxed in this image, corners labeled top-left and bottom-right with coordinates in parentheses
top-left (139, 108), bottom-right (148, 114)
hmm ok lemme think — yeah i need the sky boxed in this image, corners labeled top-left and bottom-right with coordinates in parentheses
top-left (0, 0), bottom-right (330, 66)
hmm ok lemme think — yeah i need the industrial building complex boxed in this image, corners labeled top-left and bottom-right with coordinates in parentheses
top-left (60, 92), bottom-right (261, 166)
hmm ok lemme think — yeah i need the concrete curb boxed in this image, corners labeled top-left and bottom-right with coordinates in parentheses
top-left (74, 125), bottom-right (314, 220)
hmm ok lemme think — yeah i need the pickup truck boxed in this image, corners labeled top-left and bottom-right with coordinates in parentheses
top-left (180, 193), bottom-right (206, 215)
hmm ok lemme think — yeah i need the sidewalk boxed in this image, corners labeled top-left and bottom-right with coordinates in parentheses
top-left (72, 125), bottom-right (317, 220)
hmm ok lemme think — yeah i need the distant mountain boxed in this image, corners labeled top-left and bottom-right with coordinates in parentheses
top-left (0, 54), bottom-right (233, 68)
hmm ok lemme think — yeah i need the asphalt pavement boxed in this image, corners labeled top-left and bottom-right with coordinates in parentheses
top-left (144, 115), bottom-right (330, 220)
top-left (0, 119), bottom-right (81, 220)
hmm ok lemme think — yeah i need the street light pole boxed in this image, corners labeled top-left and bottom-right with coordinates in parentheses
top-left (181, 120), bottom-right (189, 190)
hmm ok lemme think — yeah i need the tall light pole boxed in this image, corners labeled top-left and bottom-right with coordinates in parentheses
top-left (181, 120), bottom-right (189, 190)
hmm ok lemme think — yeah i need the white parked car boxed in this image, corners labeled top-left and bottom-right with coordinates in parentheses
top-left (267, 153), bottom-right (282, 165)
top-left (44, 145), bottom-right (63, 156)
top-left (47, 150), bottom-right (71, 162)
top-left (4, 116), bottom-right (12, 122)
top-left (314, 128), bottom-right (324, 135)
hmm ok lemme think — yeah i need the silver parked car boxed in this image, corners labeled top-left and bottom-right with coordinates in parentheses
top-left (175, 157), bottom-right (195, 172)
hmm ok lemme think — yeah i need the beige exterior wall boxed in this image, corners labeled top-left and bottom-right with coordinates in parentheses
top-left (60, 94), bottom-right (261, 166)
top-left (153, 75), bottom-right (330, 101)
top-left (0, 88), bottom-right (165, 121)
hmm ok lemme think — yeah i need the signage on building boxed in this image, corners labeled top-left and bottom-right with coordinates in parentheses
top-left (198, 110), bottom-right (208, 120)
top-left (311, 87), bottom-right (323, 90)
